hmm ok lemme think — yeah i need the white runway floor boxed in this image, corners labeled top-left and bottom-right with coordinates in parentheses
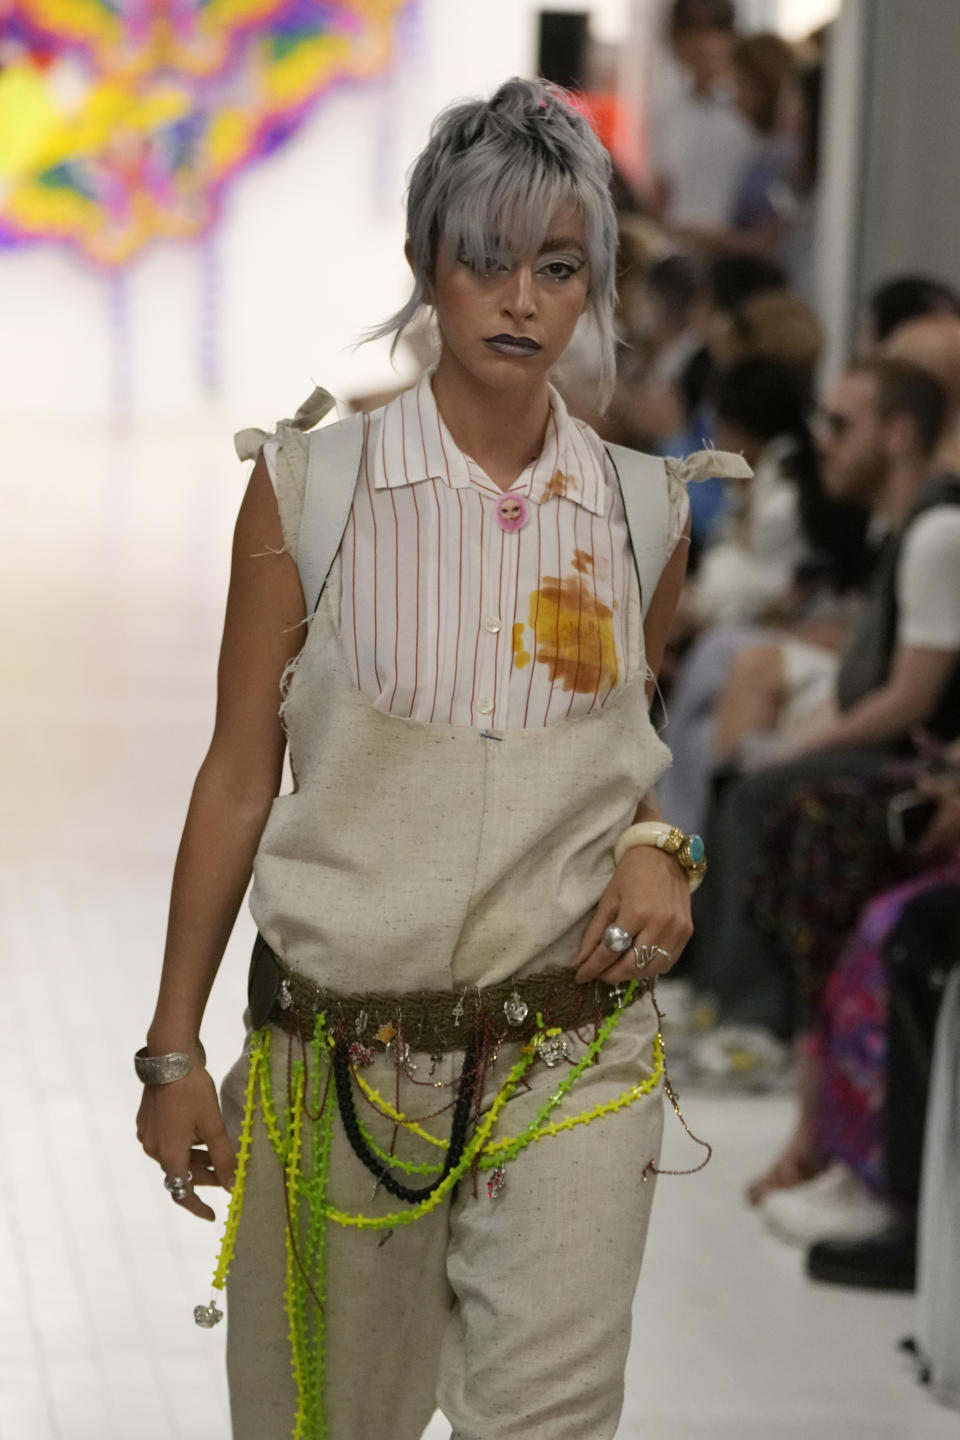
top-left (2, 414), bottom-right (956, 1439)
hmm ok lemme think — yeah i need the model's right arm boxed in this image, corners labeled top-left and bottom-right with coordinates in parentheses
top-left (137, 453), bottom-right (306, 1220)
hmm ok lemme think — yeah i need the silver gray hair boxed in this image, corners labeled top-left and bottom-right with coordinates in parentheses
top-left (368, 77), bottom-right (619, 406)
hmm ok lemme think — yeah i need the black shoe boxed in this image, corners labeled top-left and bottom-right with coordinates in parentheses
top-left (806, 1218), bottom-right (917, 1292)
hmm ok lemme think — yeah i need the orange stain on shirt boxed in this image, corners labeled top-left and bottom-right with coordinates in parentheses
top-left (542, 468), bottom-right (576, 501)
top-left (525, 575), bottom-right (619, 693)
top-left (571, 549), bottom-right (594, 575)
top-left (512, 622), bottom-right (531, 670)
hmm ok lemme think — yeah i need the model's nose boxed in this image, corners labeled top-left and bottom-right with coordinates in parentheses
top-left (501, 265), bottom-right (536, 320)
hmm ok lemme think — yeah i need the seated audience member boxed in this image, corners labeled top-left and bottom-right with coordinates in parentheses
top-left (683, 359), bottom-right (824, 628)
top-left (715, 312), bottom-right (960, 769)
top-left (747, 768), bottom-right (960, 1216)
top-left (744, 768), bottom-right (960, 1303)
top-left (658, 359), bottom-right (870, 834)
top-left (886, 312), bottom-right (960, 471)
top-left (689, 357), bottom-right (960, 1036)
top-left (604, 253), bottom-right (708, 451)
top-left (859, 273), bottom-right (960, 355)
top-left (712, 288), bottom-right (824, 390)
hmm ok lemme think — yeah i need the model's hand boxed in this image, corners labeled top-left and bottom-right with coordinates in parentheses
top-left (574, 847), bottom-right (693, 985)
top-left (137, 1067), bottom-right (236, 1222)
top-left (913, 775), bottom-right (960, 859)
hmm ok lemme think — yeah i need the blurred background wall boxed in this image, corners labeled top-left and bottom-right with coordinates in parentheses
top-left (0, 0), bottom-right (636, 422)
top-left (1, 0), bottom-right (843, 425)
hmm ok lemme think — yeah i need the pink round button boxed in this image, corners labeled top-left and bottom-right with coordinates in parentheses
top-left (494, 493), bottom-right (529, 533)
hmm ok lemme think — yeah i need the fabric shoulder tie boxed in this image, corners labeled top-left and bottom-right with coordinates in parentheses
top-left (234, 386), bottom-right (337, 463)
top-left (664, 448), bottom-right (753, 486)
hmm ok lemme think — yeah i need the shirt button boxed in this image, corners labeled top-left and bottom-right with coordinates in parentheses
top-left (477, 697), bottom-right (494, 715)
top-left (484, 615), bottom-right (502, 634)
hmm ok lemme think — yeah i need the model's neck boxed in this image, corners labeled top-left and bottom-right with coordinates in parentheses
top-left (431, 353), bottom-right (552, 492)
top-left (876, 455), bottom-right (932, 531)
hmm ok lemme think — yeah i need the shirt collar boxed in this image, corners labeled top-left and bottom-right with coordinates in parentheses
top-left (371, 371), bottom-right (608, 517)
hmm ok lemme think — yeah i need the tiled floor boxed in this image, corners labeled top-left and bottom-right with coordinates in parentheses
top-left (2, 415), bottom-right (956, 1439)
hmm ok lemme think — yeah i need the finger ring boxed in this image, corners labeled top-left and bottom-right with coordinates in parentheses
top-left (603, 924), bottom-right (633, 954)
top-left (649, 945), bottom-right (673, 965)
top-left (630, 945), bottom-right (648, 973)
top-left (164, 1171), bottom-right (193, 1202)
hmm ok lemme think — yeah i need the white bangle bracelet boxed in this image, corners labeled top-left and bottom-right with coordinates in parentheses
top-left (614, 821), bottom-right (707, 891)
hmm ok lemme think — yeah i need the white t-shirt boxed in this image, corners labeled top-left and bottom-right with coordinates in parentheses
top-left (648, 78), bottom-right (757, 228)
top-left (897, 505), bottom-right (960, 650)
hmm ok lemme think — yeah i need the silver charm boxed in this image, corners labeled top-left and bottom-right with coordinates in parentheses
top-left (486, 1165), bottom-right (507, 1199)
top-left (194, 1301), bottom-right (223, 1329)
top-left (429, 1053), bottom-right (444, 1077)
top-left (452, 994), bottom-right (465, 1026)
top-left (611, 983), bottom-right (628, 1010)
top-left (385, 1038), bottom-right (414, 1071)
top-left (355, 1009), bottom-right (368, 1037)
top-left (277, 979), bottom-right (293, 1011)
top-left (503, 992), bottom-right (529, 1028)
top-left (538, 1035), bottom-right (569, 1067)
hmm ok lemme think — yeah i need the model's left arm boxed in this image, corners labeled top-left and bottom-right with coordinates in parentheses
top-left (576, 512), bottom-right (694, 984)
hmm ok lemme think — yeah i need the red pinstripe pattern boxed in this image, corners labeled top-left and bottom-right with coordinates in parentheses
top-left (507, 505), bottom-right (523, 687)
top-left (469, 498), bottom-right (485, 727)
top-left (448, 488), bottom-right (465, 724)
top-left (523, 497), bottom-right (542, 727)
top-left (429, 478), bottom-right (442, 723)
top-left (588, 508), bottom-right (603, 714)
top-left (566, 502), bottom-right (585, 716)
top-left (325, 376), bottom-right (676, 731)
top-left (544, 483), bottom-right (563, 726)
top-left (491, 527), bottom-right (506, 715)
top-left (387, 482), bottom-right (401, 712)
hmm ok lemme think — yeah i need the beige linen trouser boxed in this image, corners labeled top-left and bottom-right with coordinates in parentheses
top-left (221, 989), bottom-right (664, 1440)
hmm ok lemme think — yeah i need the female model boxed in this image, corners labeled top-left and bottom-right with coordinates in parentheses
top-left (137, 78), bottom-right (732, 1439)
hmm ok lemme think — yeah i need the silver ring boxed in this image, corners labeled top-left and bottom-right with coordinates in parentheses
top-left (603, 924), bottom-right (633, 954)
top-left (640, 944), bottom-right (673, 969)
top-left (164, 1170), bottom-right (193, 1201)
top-left (629, 945), bottom-right (648, 973)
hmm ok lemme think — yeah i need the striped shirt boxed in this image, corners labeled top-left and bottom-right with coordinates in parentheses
top-left (324, 372), bottom-right (683, 731)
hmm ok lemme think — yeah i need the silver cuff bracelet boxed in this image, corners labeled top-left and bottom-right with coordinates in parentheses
top-left (135, 1043), bottom-right (206, 1085)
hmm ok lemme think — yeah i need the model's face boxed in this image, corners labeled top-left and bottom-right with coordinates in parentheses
top-left (816, 372), bottom-right (886, 503)
top-left (429, 202), bottom-right (590, 392)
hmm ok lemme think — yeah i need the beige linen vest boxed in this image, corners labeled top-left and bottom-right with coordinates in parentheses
top-left (248, 421), bottom-right (674, 994)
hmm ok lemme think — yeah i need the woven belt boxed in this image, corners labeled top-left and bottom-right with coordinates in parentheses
top-left (248, 933), bottom-right (648, 1053)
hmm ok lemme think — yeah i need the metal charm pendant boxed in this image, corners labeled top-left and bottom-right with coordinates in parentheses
top-left (452, 994), bottom-right (465, 1026)
top-left (385, 1038), bottom-right (414, 1071)
top-left (611, 983), bottom-right (628, 1010)
top-left (539, 1035), bottom-right (569, 1067)
top-left (503, 992), bottom-right (529, 1028)
top-left (486, 1165), bottom-right (507, 1199)
top-left (355, 1009), bottom-right (369, 1037)
top-left (277, 979), bottom-right (293, 1011)
top-left (349, 1041), bottom-right (375, 1069)
top-left (194, 1301), bottom-right (223, 1328)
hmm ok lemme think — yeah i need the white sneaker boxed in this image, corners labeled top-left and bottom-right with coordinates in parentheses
top-left (690, 1023), bottom-right (791, 1091)
top-left (759, 1162), bottom-right (897, 1247)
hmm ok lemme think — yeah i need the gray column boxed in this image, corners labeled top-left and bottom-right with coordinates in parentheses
top-left (817, 0), bottom-right (960, 375)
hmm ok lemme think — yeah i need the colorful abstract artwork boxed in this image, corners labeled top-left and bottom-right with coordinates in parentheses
top-left (0, 0), bottom-right (411, 265)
